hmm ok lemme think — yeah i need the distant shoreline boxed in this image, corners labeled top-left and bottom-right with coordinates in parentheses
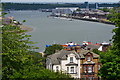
top-left (19, 25), bottom-right (33, 32)
top-left (50, 16), bottom-right (115, 25)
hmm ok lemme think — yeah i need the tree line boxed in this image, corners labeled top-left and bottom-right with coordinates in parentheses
top-left (2, 3), bottom-right (120, 10)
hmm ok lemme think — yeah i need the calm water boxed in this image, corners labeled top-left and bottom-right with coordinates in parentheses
top-left (6, 10), bottom-right (114, 52)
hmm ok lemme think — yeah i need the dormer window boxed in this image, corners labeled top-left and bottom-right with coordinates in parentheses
top-left (70, 57), bottom-right (73, 63)
top-left (87, 56), bottom-right (91, 61)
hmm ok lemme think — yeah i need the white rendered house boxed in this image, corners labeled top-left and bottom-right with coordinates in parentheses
top-left (46, 50), bottom-right (81, 78)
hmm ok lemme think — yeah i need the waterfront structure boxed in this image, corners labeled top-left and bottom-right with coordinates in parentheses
top-left (52, 7), bottom-right (79, 16)
top-left (73, 9), bottom-right (109, 19)
top-left (51, 7), bottom-right (113, 24)
top-left (84, 2), bottom-right (89, 9)
top-left (95, 3), bottom-right (99, 9)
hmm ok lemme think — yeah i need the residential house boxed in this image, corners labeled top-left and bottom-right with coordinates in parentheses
top-left (79, 49), bottom-right (100, 80)
top-left (46, 48), bottom-right (100, 79)
top-left (46, 50), bottom-right (81, 78)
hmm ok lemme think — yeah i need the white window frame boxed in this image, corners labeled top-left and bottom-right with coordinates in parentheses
top-left (56, 66), bottom-right (59, 72)
top-left (70, 67), bottom-right (74, 73)
top-left (70, 57), bottom-right (73, 63)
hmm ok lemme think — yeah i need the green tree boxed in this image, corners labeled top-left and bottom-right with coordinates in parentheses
top-left (2, 24), bottom-right (72, 79)
top-left (92, 49), bottom-right (101, 55)
top-left (44, 44), bottom-right (63, 56)
top-left (2, 24), bottom-right (40, 78)
top-left (99, 8), bottom-right (110, 12)
top-left (99, 8), bottom-right (120, 80)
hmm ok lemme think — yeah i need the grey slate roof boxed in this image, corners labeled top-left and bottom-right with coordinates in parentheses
top-left (85, 44), bottom-right (100, 50)
top-left (47, 50), bottom-right (80, 65)
top-left (47, 49), bottom-right (99, 65)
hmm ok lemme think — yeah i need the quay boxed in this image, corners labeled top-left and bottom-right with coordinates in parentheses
top-left (50, 7), bottom-right (115, 25)
top-left (50, 15), bottom-right (114, 25)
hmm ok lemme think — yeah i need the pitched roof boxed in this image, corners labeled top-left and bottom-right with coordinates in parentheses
top-left (47, 50), bottom-right (80, 65)
top-left (78, 49), bottom-right (99, 58)
top-left (47, 49), bottom-right (99, 65)
top-left (85, 44), bottom-right (100, 50)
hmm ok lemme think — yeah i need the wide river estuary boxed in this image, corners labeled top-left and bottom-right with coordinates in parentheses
top-left (6, 10), bottom-right (114, 52)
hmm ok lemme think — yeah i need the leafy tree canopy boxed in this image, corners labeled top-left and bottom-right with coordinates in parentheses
top-left (44, 44), bottom-right (63, 56)
top-left (2, 24), bottom-right (72, 79)
top-left (99, 7), bottom-right (120, 80)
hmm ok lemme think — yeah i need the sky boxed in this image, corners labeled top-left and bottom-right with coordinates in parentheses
top-left (1, 0), bottom-right (120, 3)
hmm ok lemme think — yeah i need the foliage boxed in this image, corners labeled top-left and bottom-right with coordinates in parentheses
top-left (2, 24), bottom-right (39, 79)
top-left (22, 20), bottom-right (26, 23)
top-left (44, 44), bottom-right (63, 56)
top-left (99, 8), bottom-right (110, 12)
top-left (0, 27), bottom-right (2, 80)
top-left (3, 3), bottom-right (119, 10)
top-left (92, 49), bottom-right (101, 55)
top-left (2, 24), bottom-right (72, 79)
top-left (99, 8), bottom-right (120, 80)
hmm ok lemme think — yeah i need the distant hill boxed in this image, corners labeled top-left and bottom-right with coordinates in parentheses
top-left (2, 3), bottom-right (120, 10)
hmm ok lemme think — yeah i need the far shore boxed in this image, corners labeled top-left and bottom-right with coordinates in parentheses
top-left (50, 15), bottom-right (115, 25)
top-left (19, 25), bottom-right (33, 32)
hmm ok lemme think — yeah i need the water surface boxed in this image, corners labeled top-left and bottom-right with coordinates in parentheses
top-left (6, 10), bottom-right (114, 52)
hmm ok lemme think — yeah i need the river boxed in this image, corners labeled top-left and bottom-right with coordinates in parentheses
top-left (6, 10), bottom-right (115, 52)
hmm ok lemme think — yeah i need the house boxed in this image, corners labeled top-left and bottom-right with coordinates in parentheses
top-left (46, 50), bottom-right (81, 78)
top-left (81, 41), bottom-right (110, 52)
top-left (46, 48), bottom-right (100, 79)
top-left (79, 49), bottom-right (100, 80)
top-left (98, 42), bottom-right (111, 52)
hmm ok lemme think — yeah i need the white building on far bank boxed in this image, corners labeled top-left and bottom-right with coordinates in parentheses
top-left (52, 7), bottom-right (79, 16)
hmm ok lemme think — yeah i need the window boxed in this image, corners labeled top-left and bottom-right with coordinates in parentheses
top-left (88, 66), bottom-right (92, 73)
top-left (56, 66), bottom-right (59, 72)
top-left (98, 65), bottom-right (100, 70)
top-left (67, 67), bottom-right (69, 73)
top-left (87, 56), bottom-right (91, 61)
top-left (88, 77), bottom-right (93, 80)
top-left (70, 57), bottom-right (73, 63)
top-left (84, 66), bottom-right (86, 73)
top-left (70, 67), bottom-right (74, 73)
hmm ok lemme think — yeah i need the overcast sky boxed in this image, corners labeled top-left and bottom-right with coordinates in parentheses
top-left (1, 0), bottom-right (119, 3)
